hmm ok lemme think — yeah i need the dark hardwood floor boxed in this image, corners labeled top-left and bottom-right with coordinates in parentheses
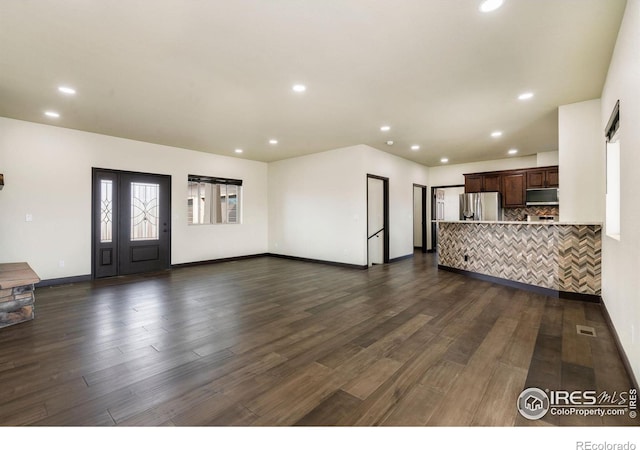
top-left (0, 252), bottom-right (636, 426)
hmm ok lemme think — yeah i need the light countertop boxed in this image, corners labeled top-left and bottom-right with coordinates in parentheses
top-left (0, 262), bottom-right (40, 290)
top-left (432, 220), bottom-right (603, 226)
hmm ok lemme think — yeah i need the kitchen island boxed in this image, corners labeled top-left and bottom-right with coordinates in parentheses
top-left (436, 220), bottom-right (602, 301)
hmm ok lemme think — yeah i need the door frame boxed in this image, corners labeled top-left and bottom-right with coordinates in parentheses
top-left (91, 167), bottom-right (172, 279)
top-left (366, 174), bottom-right (389, 266)
top-left (413, 183), bottom-right (427, 254)
top-left (430, 184), bottom-right (464, 251)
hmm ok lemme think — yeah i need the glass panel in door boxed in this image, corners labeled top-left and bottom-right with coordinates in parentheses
top-left (130, 182), bottom-right (160, 241)
top-left (100, 179), bottom-right (113, 243)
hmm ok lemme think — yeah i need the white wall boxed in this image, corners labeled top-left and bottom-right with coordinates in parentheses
top-left (268, 145), bottom-right (368, 265)
top-left (428, 155), bottom-right (537, 188)
top-left (427, 152), bottom-right (558, 189)
top-left (600, 0), bottom-right (640, 385)
top-left (268, 144), bottom-right (429, 266)
top-left (537, 151), bottom-right (559, 167)
top-left (558, 99), bottom-right (604, 222)
top-left (0, 117), bottom-right (268, 280)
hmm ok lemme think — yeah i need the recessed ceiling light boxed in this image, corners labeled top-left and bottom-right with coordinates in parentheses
top-left (518, 92), bottom-right (534, 100)
top-left (491, 131), bottom-right (503, 138)
top-left (292, 84), bottom-right (306, 93)
top-left (411, 145), bottom-right (420, 151)
top-left (479, 0), bottom-right (504, 13)
top-left (235, 148), bottom-right (243, 154)
top-left (58, 86), bottom-right (76, 95)
top-left (269, 139), bottom-right (278, 145)
top-left (440, 157), bottom-right (449, 163)
top-left (386, 140), bottom-right (394, 146)
top-left (508, 148), bottom-right (518, 155)
top-left (44, 111), bottom-right (60, 118)
top-left (380, 125), bottom-right (391, 132)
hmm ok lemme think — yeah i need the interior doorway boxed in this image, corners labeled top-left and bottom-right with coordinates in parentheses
top-left (92, 168), bottom-right (172, 278)
top-left (413, 184), bottom-right (427, 253)
top-left (367, 174), bottom-right (389, 267)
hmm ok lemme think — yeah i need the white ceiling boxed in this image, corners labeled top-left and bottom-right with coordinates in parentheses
top-left (0, 0), bottom-right (626, 166)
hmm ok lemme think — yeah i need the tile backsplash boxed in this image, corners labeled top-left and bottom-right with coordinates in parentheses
top-left (502, 206), bottom-right (560, 221)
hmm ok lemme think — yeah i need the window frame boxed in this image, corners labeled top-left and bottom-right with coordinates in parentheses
top-left (605, 100), bottom-right (620, 241)
top-left (187, 175), bottom-right (242, 225)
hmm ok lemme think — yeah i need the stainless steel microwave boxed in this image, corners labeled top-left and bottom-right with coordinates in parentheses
top-left (526, 188), bottom-right (559, 206)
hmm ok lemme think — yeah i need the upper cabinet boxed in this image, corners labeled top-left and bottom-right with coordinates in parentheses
top-left (527, 167), bottom-right (559, 188)
top-left (483, 174), bottom-right (502, 192)
top-left (502, 172), bottom-right (526, 208)
top-left (464, 175), bottom-right (483, 193)
top-left (464, 165), bottom-right (558, 208)
top-left (464, 173), bottom-right (502, 193)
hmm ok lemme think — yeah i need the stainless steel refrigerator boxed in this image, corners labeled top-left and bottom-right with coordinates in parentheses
top-left (459, 192), bottom-right (502, 221)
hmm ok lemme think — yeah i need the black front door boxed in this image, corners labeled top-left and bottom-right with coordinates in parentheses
top-left (92, 169), bottom-right (171, 278)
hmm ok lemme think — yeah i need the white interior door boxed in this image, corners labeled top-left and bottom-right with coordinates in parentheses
top-left (367, 177), bottom-right (384, 267)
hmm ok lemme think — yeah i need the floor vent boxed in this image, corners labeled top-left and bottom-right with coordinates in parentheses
top-left (576, 325), bottom-right (597, 337)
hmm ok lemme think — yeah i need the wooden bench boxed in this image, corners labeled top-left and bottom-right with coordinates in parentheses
top-left (0, 263), bottom-right (40, 329)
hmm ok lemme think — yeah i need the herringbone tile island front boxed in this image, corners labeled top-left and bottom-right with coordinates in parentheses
top-left (437, 222), bottom-right (601, 296)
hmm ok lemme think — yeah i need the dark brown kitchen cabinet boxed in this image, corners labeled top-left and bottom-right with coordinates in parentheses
top-left (464, 173), bottom-right (501, 193)
top-left (465, 175), bottom-right (483, 193)
top-left (483, 174), bottom-right (501, 192)
top-left (527, 170), bottom-right (545, 188)
top-left (527, 167), bottom-right (558, 188)
top-left (502, 172), bottom-right (526, 207)
top-left (463, 165), bottom-right (558, 208)
top-left (546, 168), bottom-right (559, 187)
